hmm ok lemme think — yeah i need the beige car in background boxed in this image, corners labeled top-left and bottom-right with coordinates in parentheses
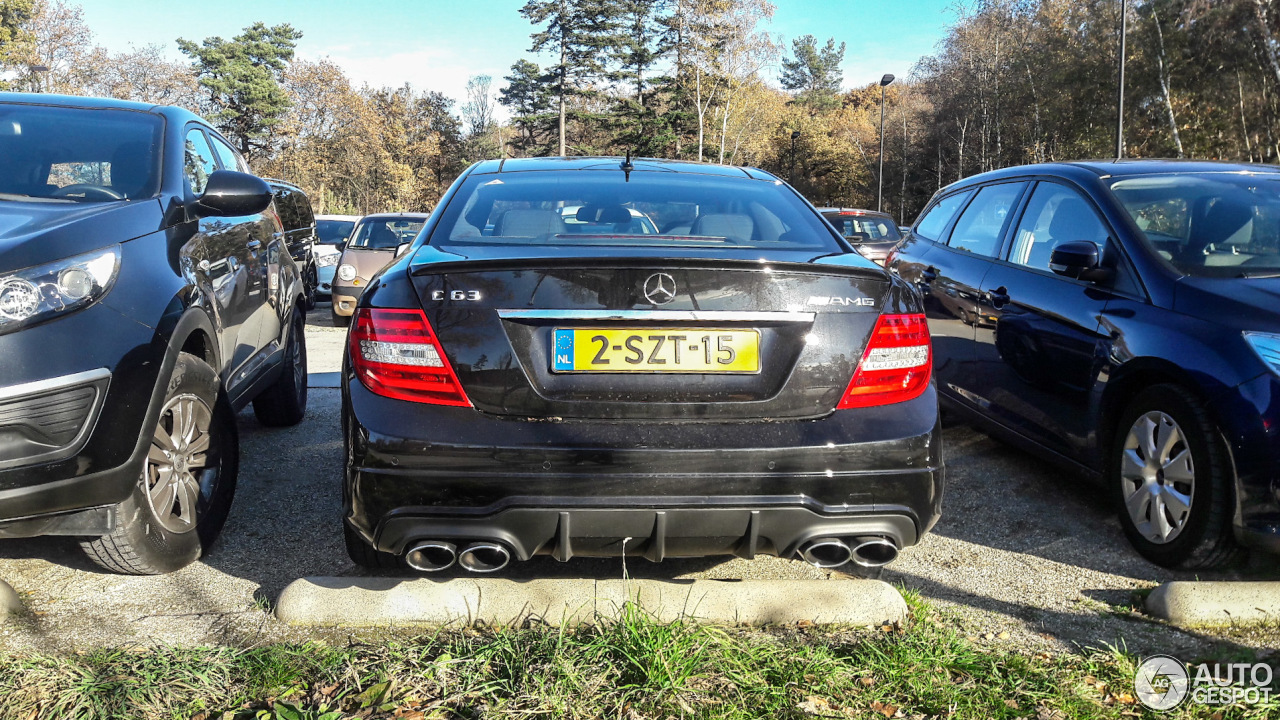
top-left (331, 213), bottom-right (431, 325)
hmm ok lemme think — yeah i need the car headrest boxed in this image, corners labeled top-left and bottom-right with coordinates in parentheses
top-left (494, 209), bottom-right (567, 237)
top-left (690, 213), bottom-right (754, 242)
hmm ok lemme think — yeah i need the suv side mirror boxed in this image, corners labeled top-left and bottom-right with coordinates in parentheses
top-left (395, 242), bottom-right (411, 257)
top-left (195, 171), bottom-right (273, 218)
top-left (1050, 240), bottom-right (1113, 282)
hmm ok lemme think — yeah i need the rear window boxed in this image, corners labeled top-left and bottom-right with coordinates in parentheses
top-left (430, 170), bottom-right (841, 252)
top-left (0, 104), bottom-right (164, 202)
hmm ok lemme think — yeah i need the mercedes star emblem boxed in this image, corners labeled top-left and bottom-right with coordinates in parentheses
top-left (643, 273), bottom-right (677, 305)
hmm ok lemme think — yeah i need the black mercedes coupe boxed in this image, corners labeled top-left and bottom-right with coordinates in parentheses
top-left (340, 157), bottom-right (943, 576)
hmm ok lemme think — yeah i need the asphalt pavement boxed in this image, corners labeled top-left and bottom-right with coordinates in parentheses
top-left (1, 304), bottom-right (1276, 655)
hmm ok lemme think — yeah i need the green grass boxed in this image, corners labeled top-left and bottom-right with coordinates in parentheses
top-left (0, 592), bottom-right (1275, 719)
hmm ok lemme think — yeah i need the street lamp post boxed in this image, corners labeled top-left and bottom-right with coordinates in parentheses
top-left (878, 73), bottom-right (895, 213)
top-left (1116, 0), bottom-right (1127, 158)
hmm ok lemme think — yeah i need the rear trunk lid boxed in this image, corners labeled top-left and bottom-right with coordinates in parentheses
top-left (409, 247), bottom-right (890, 420)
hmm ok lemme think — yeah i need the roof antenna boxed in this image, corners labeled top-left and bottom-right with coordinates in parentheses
top-left (621, 149), bottom-right (634, 182)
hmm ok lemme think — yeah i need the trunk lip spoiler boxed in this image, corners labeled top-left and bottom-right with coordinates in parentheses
top-left (496, 309), bottom-right (817, 323)
top-left (409, 253), bottom-right (887, 279)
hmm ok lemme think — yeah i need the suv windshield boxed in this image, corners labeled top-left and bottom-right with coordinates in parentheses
top-left (316, 219), bottom-right (356, 244)
top-left (0, 104), bottom-right (163, 202)
top-left (431, 170), bottom-right (841, 252)
top-left (1110, 173), bottom-right (1280, 277)
top-left (349, 217), bottom-right (427, 249)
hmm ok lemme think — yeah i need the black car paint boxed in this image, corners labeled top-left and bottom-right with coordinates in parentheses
top-left (267, 180), bottom-right (318, 302)
top-left (0, 92), bottom-right (306, 536)
top-left (343, 158), bottom-right (944, 565)
top-left (891, 160), bottom-right (1280, 552)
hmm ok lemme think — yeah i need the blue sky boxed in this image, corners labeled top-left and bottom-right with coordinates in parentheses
top-left (79, 0), bottom-right (956, 110)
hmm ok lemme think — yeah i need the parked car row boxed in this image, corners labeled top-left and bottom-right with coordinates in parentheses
top-left (2, 92), bottom-right (1276, 577)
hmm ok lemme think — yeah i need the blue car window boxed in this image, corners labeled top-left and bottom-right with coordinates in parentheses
top-left (1010, 184), bottom-right (1110, 271)
top-left (914, 190), bottom-right (972, 241)
top-left (947, 183), bottom-right (1026, 257)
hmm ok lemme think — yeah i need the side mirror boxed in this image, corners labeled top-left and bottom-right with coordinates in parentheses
top-left (395, 242), bottom-right (411, 258)
top-left (194, 171), bottom-right (273, 218)
top-left (1049, 240), bottom-right (1113, 282)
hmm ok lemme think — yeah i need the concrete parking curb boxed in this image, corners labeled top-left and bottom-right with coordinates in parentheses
top-left (275, 577), bottom-right (908, 627)
top-left (0, 579), bottom-right (22, 617)
top-left (1146, 581), bottom-right (1280, 627)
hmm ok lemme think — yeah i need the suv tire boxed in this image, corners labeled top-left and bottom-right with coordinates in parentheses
top-left (1110, 384), bottom-right (1243, 569)
top-left (253, 308), bottom-right (308, 427)
top-left (81, 352), bottom-right (238, 574)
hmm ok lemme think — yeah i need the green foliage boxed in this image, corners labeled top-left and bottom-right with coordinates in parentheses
top-left (177, 22), bottom-right (303, 158)
top-left (0, 0), bottom-right (35, 89)
top-left (780, 34), bottom-right (846, 110)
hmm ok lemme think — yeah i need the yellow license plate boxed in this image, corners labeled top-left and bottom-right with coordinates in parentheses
top-left (551, 328), bottom-right (760, 373)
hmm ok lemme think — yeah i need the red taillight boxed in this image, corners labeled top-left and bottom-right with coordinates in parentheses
top-left (837, 313), bottom-right (932, 409)
top-left (348, 308), bottom-right (471, 406)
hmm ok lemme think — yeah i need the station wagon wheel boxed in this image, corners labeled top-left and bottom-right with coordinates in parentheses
top-left (1110, 385), bottom-right (1242, 569)
top-left (81, 352), bottom-right (239, 575)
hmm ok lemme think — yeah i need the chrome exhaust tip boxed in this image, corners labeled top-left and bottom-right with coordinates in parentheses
top-left (457, 542), bottom-right (512, 573)
top-left (404, 541), bottom-right (457, 572)
top-left (799, 537), bottom-right (853, 568)
top-left (850, 537), bottom-right (899, 567)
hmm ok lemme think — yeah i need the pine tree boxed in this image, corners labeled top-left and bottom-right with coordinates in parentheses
top-left (177, 22), bottom-right (302, 157)
top-left (780, 34), bottom-right (845, 111)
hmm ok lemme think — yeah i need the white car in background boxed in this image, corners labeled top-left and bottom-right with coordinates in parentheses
top-left (314, 214), bottom-right (361, 298)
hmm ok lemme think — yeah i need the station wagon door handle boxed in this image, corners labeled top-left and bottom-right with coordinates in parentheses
top-left (921, 266), bottom-right (938, 282)
top-left (247, 240), bottom-right (262, 250)
top-left (271, 232), bottom-right (284, 239)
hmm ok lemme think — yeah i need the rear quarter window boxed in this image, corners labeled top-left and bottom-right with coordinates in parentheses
top-left (914, 190), bottom-right (974, 241)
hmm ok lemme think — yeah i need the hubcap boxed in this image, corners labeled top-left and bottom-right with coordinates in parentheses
top-left (144, 394), bottom-right (214, 533)
top-left (1121, 411), bottom-right (1195, 544)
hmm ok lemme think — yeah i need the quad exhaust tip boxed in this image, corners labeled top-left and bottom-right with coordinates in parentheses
top-left (457, 542), bottom-right (512, 573)
top-left (405, 541), bottom-right (457, 572)
top-left (800, 536), bottom-right (899, 569)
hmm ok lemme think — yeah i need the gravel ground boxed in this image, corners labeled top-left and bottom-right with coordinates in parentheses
top-left (1, 304), bottom-right (1277, 656)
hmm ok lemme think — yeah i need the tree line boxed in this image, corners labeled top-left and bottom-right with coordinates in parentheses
top-left (2, 0), bottom-right (1279, 221)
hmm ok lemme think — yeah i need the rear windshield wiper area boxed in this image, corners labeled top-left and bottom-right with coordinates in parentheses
top-left (1237, 270), bottom-right (1280, 278)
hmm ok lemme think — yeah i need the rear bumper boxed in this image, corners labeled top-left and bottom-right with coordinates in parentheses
top-left (344, 377), bottom-right (944, 560)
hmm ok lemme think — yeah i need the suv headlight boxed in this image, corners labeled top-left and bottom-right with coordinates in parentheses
top-left (0, 246), bottom-right (120, 334)
top-left (1245, 332), bottom-right (1280, 376)
top-left (337, 264), bottom-right (357, 282)
top-left (317, 253), bottom-right (339, 268)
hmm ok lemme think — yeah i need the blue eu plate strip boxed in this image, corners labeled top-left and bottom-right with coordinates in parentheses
top-left (551, 329), bottom-right (574, 372)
